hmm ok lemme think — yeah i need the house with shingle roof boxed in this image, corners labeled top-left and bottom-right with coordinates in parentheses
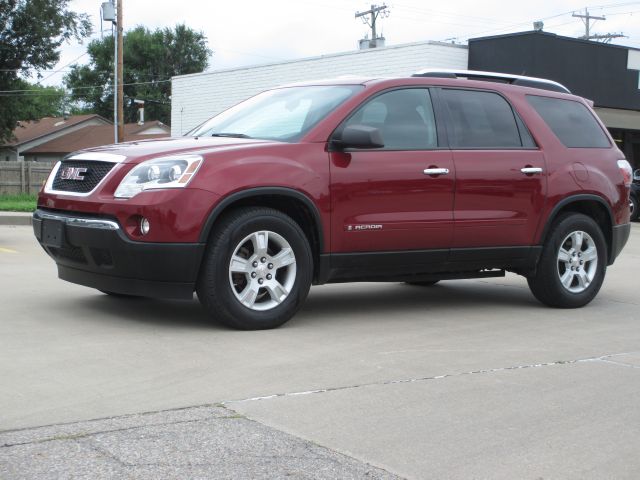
top-left (0, 115), bottom-right (110, 162)
top-left (0, 116), bottom-right (170, 163)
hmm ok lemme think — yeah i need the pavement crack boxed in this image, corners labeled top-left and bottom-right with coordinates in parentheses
top-left (80, 438), bottom-right (131, 469)
top-left (597, 358), bottom-right (640, 369)
top-left (224, 351), bottom-right (640, 405)
top-left (0, 416), bottom-right (236, 449)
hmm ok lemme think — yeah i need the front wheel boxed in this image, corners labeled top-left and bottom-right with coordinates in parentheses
top-left (527, 213), bottom-right (606, 308)
top-left (196, 207), bottom-right (313, 330)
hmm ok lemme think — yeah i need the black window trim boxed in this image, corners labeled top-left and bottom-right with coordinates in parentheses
top-left (435, 86), bottom-right (540, 151)
top-left (328, 86), bottom-right (448, 152)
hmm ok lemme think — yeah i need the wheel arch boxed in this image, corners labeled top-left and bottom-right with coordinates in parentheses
top-left (199, 187), bottom-right (325, 278)
top-left (539, 194), bottom-right (614, 264)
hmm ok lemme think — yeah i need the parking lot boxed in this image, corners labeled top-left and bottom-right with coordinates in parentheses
top-left (1, 223), bottom-right (639, 479)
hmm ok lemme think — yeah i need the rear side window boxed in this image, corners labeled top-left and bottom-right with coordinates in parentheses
top-left (441, 89), bottom-right (524, 149)
top-left (527, 96), bottom-right (610, 148)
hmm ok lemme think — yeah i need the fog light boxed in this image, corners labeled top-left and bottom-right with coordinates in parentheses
top-left (140, 217), bottom-right (150, 235)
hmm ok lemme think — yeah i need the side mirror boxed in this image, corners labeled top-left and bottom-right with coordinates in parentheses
top-left (334, 125), bottom-right (384, 150)
top-left (634, 169), bottom-right (640, 182)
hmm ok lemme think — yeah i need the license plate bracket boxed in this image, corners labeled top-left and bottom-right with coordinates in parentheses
top-left (42, 219), bottom-right (65, 248)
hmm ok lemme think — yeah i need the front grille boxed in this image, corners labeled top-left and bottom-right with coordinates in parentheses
top-left (52, 160), bottom-right (115, 193)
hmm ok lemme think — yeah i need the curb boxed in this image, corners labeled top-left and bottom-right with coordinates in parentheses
top-left (0, 212), bottom-right (33, 226)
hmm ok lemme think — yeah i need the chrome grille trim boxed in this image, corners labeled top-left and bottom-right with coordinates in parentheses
top-left (66, 152), bottom-right (127, 163)
top-left (44, 159), bottom-right (118, 197)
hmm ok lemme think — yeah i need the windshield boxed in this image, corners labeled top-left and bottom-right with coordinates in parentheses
top-left (187, 85), bottom-right (363, 142)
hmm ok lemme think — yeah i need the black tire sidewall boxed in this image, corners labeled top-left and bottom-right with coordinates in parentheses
top-left (535, 213), bottom-right (607, 308)
top-left (200, 209), bottom-right (312, 329)
top-left (631, 195), bottom-right (639, 222)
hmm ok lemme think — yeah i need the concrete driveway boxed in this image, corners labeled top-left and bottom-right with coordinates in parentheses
top-left (1, 224), bottom-right (639, 479)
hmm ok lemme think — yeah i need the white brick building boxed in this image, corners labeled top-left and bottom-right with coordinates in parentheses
top-left (170, 40), bottom-right (468, 136)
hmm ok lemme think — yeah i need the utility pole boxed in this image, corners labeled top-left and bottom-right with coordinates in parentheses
top-left (572, 7), bottom-right (625, 43)
top-left (355, 4), bottom-right (389, 48)
top-left (116, 0), bottom-right (124, 142)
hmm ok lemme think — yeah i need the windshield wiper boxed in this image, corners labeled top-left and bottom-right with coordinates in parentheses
top-left (210, 132), bottom-right (251, 138)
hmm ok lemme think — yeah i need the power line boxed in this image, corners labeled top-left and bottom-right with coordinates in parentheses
top-left (572, 7), bottom-right (626, 42)
top-left (355, 4), bottom-right (390, 48)
top-left (0, 79), bottom-right (171, 95)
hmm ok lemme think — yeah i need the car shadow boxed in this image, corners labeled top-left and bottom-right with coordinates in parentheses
top-left (73, 293), bottom-right (217, 330)
top-left (61, 279), bottom-right (540, 331)
top-left (293, 280), bottom-right (540, 326)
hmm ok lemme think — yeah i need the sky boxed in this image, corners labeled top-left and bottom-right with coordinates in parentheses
top-left (36, 0), bottom-right (640, 87)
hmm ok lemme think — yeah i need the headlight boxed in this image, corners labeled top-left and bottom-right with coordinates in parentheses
top-left (114, 155), bottom-right (203, 199)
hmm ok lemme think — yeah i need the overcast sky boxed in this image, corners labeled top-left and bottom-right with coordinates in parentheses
top-left (38, 0), bottom-right (640, 86)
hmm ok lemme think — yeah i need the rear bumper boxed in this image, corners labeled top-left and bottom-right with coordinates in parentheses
top-left (33, 209), bottom-right (205, 299)
top-left (610, 223), bottom-right (631, 265)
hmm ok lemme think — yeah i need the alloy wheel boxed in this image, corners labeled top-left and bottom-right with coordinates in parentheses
top-left (228, 230), bottom-right (297, 311)
top-left (556, 230), bottom-right (598, 294)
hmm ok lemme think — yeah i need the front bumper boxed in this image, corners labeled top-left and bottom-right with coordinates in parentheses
top-left (33, 209), bottom-right (205, 299)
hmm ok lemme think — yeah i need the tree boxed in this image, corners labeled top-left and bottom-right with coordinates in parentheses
top-left (0, 0), bottom-right (91, 142)
top-left (65, 25), bottom-right (211, 125)
top-left (3, 80), bottom-right (67, 119)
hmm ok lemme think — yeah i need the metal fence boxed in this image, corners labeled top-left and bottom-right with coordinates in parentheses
top-left (0, 161), bottom-right (54, 195)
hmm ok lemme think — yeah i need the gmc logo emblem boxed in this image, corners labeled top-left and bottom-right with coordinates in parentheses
top-left (60, 167), bottom-right (88, 181)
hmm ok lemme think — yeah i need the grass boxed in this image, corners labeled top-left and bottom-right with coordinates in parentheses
top-left (0, 194), bottom-right (37, 212)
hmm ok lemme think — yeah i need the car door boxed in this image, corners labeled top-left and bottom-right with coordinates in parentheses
top-left (329, 87), bottom-right (455, 255)
top-left (439, 88), bottom-right (547, 249)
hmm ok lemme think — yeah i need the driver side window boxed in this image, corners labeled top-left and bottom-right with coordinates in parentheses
top-left (343, 88), bottom-right (438, 150)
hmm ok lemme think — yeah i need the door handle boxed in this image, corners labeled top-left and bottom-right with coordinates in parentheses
top-left (423, 168), bottom-right (449, 176)
top-left (520, 167), bottom-right (543, 175)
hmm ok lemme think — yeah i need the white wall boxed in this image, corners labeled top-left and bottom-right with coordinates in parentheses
top-left (171, 41), bottom-right (468, 136)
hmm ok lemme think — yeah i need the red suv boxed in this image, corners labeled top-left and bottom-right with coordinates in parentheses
top-left (33, 70), bottom-right (632, 329)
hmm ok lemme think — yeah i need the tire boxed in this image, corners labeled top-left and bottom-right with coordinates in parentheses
top-left (405, 280), bottom-right (440, 286)
top-left (631, 195), bottom-right (639, 222)
top-left (196, 207), bottom-right (313, 330)
top-left (527, 213), bottom-right (607, 308)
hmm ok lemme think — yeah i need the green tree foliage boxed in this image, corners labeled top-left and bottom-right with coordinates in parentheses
top-left (5, 80), bottom-right (67, 119)
top-left (0, 0), bottom-right (91, 142)
top-left (65, 25), bottom-right (211, 125)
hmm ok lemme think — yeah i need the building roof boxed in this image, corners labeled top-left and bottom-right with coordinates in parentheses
top-left (5, 115), bottom-right (109, 146)
top-left (172, 39), bottom-right (468, 81)
top-left (469, 30), bottom-right (640, 52)
top-left (24, 121), bottom-right (170, 154)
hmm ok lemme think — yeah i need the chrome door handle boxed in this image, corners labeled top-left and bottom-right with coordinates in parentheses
top-left (423, 168), bottom-right (449, 176)
top-left (521, 167), bottom-right (543, 175)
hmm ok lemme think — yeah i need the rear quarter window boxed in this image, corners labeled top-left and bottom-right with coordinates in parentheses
top-left (526, 95), bottom-right (610, 148)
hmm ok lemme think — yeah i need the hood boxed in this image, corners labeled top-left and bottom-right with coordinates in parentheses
top-left (68, 136), bottom-right (276, 164)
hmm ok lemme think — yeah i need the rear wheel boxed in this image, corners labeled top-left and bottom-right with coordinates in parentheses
top-left (527, 213), bottom-right (606, 308)
top-left (631, 195), bottom-right (639, 222)
top-left (197, 207), bottom-right (313, 330)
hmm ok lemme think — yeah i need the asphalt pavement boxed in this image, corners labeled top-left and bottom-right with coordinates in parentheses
top-left (1, 223), bottom-right (639, 479)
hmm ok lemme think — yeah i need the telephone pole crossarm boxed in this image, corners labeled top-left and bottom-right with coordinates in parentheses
top-left (355, 4), bottom-right (388, 48)
top-left (572, 7), bottom-right (623, 42)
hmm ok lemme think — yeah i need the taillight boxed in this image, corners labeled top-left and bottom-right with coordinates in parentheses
top-left (617, 159), bottom-right (632, 187)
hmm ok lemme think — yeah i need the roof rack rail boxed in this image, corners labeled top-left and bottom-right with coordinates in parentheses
top-left (412, 69), bottom-right (571, 94)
